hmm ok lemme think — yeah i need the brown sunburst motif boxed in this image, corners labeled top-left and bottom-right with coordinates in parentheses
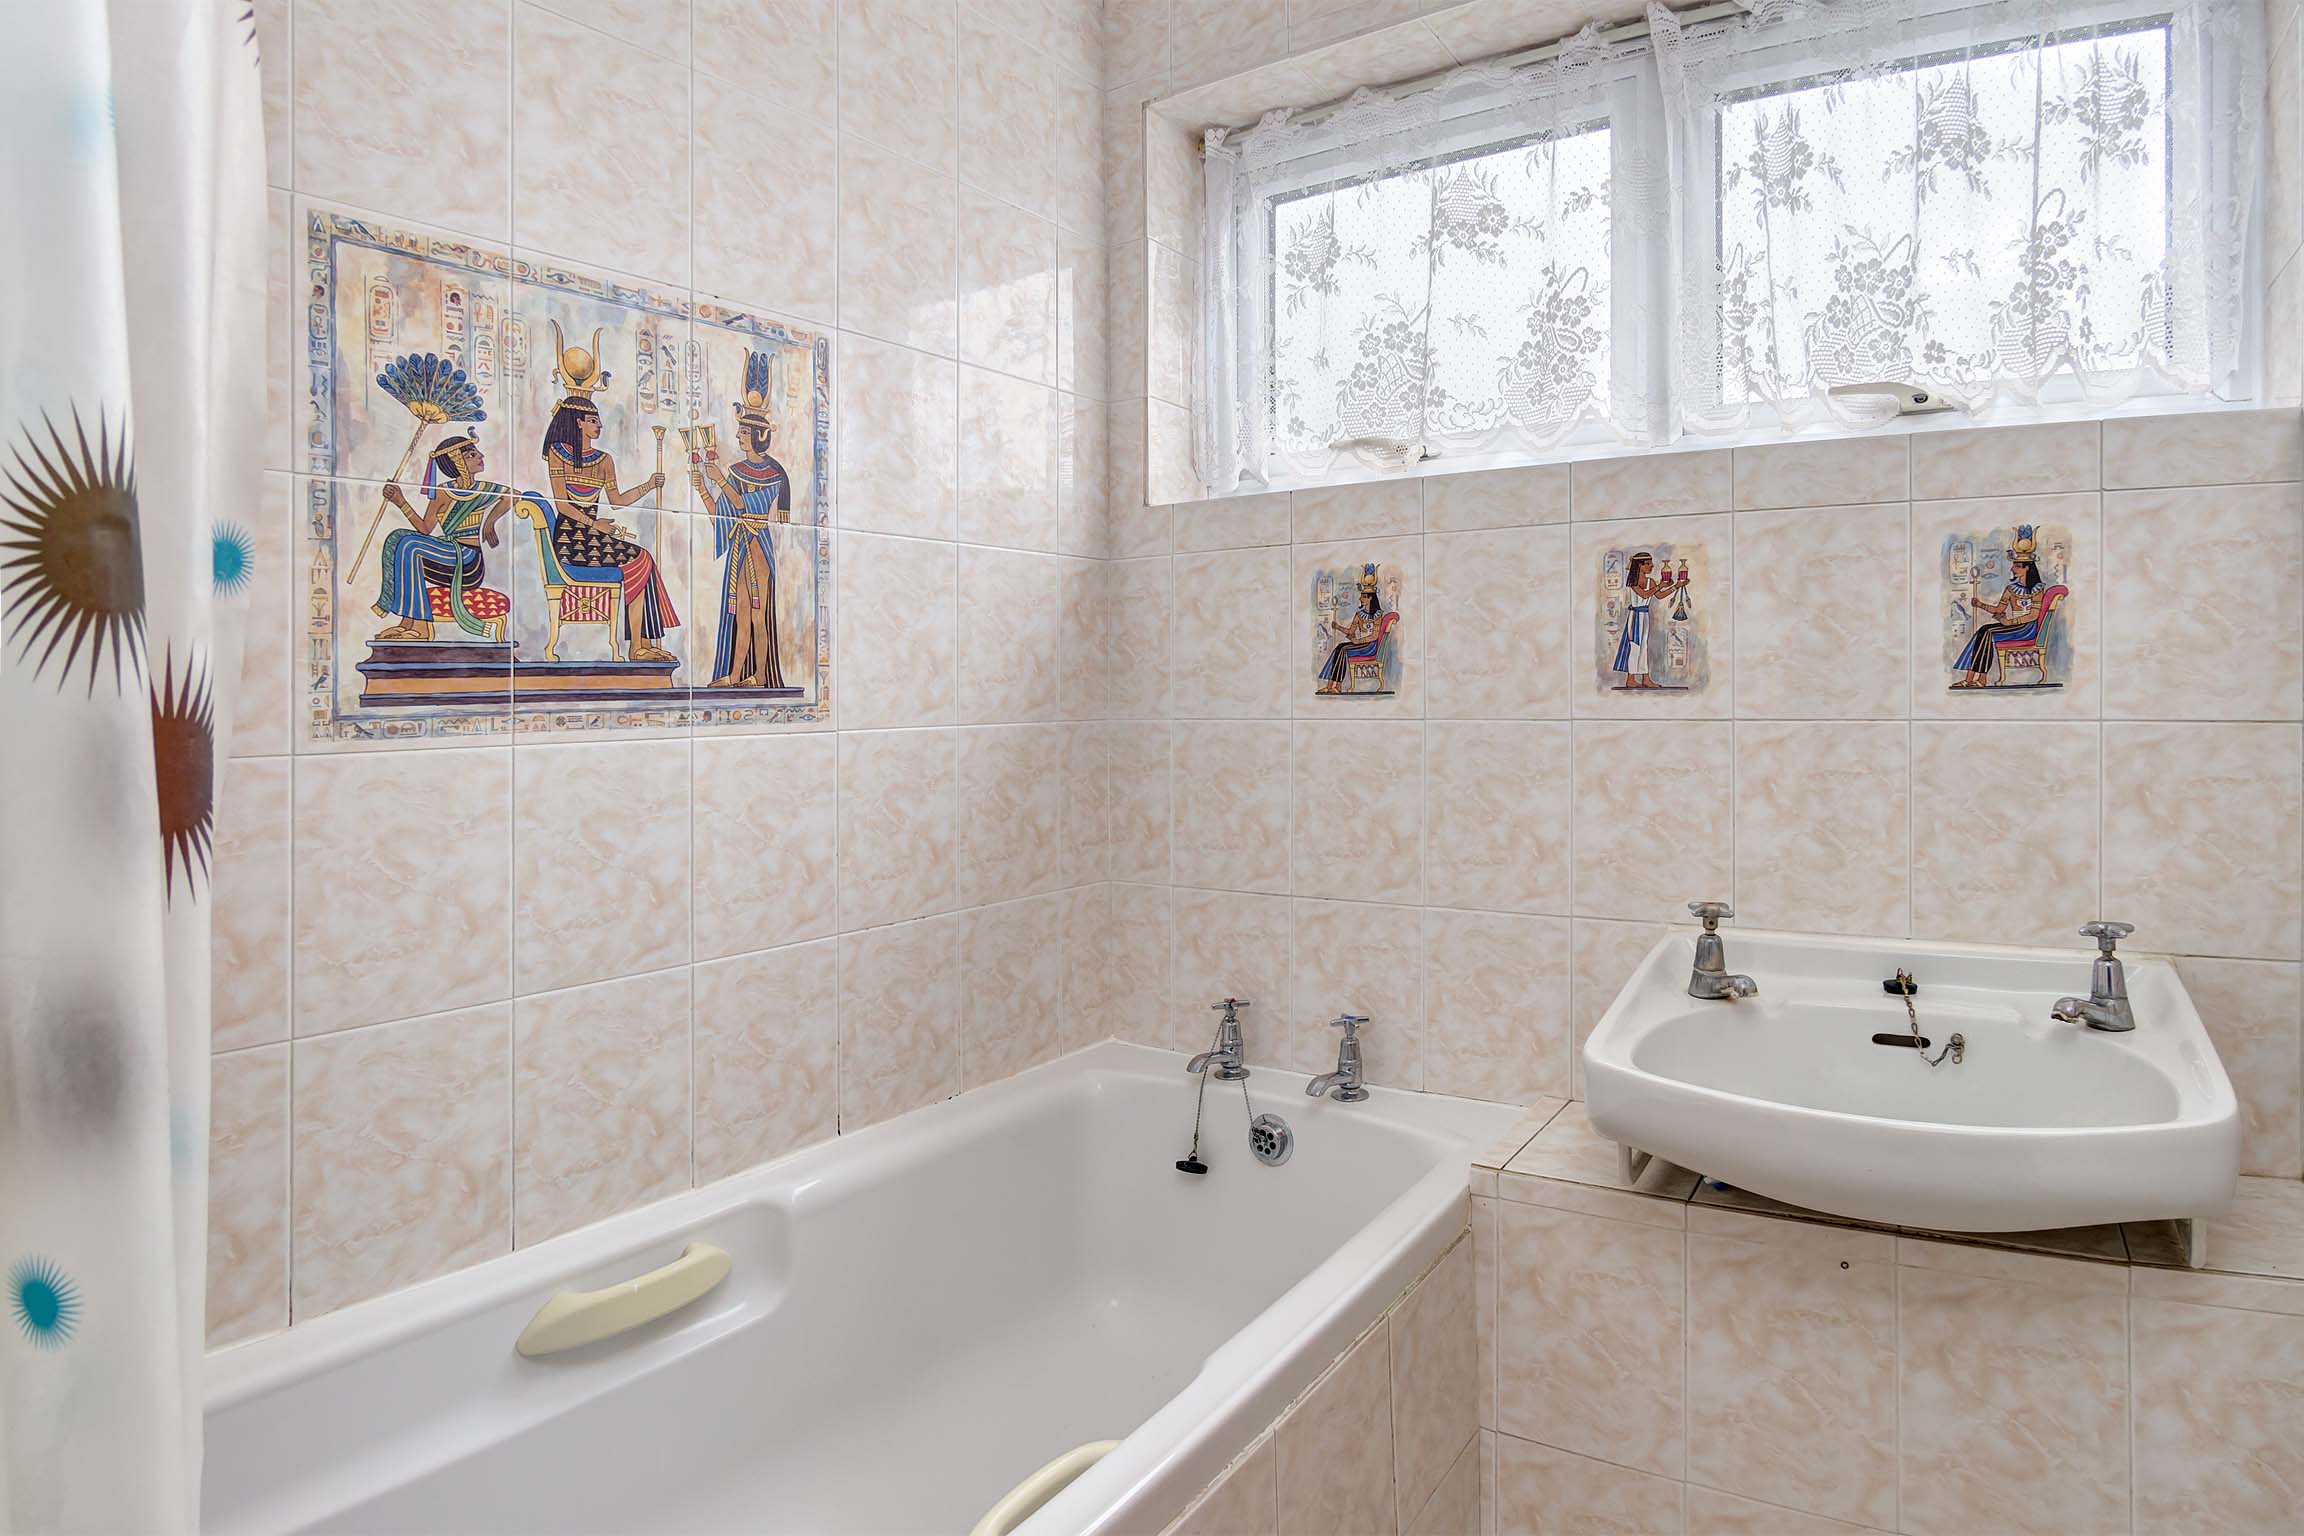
top-left (0, 407), bottom-right (145, 694)
top-left (151, 648), bottom-right (216, 904)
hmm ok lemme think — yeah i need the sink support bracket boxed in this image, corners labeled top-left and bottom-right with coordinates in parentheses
top-left (1617, 1143), bottom-right (1652, 1186)
top-left (2185, 1217), bottom-right (2208, 1270)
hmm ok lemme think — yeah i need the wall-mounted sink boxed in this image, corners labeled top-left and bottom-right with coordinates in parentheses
top-left (1582, 924), bottom-right (2241, 1239)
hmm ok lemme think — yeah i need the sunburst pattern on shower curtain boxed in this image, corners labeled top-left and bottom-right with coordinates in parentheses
top-left (0, 3), bottom-right (265, 1531)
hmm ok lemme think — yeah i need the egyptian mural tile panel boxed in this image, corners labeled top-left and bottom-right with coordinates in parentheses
top-left (299, 209), bottom-right (831, 744)
top-left (1309, 560), bottom-right (1406, 699)
top-left (1938, 521), bottom-right (2075, 692)
top-left (1594, 537), bottom-right (1711, 696)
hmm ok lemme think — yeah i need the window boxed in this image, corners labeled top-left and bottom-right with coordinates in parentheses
top-left (1199, 0), bottom-right (2260, 496)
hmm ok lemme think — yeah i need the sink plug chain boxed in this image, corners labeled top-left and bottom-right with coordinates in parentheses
top-left (1893, 970), bottom-right (1965, 1067)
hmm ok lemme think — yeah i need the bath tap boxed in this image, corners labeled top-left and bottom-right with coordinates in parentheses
top-left (1307, 1014), bottom-right (1370, 1102)
top-left (1188, 997), bottom-right (1252, 1080)
top-left (1685, 901), bottom-right (1758, 1000)
top-left (2051, 921), bottom-right (2138, 1032)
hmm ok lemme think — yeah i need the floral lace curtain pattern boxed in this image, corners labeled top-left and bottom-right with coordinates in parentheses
top-left (1199, 0), bottom-right (2261, 492)
top-left (1654, 0), bottom-right (2261, 432)
top-left (0, 3), bottom-right (264, 1532)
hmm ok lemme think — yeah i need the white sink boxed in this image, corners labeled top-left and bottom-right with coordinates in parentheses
top-left (1582, 927), bottom-right (2242, 1234)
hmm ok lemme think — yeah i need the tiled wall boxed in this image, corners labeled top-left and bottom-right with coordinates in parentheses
top-left (206, 0), bottom-right (1114, 1347)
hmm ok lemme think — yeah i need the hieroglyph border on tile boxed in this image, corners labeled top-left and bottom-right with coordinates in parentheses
top-left (300, 208), bottom-right (832, 742)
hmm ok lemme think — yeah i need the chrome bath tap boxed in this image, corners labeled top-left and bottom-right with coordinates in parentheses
top-left (1188, 997), bottom-right (1253, 1080)
top-left (1686, 901), bottom-right (1758, 1000)
top-left (2051, 922), bottom-right (2138, 1032)
top-left (1307, 1014), bottom-right (1370, 1102)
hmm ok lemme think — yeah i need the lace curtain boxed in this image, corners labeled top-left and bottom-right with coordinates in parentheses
top-left (1654, 0), bottom-right (2263, 432)
top-left (1202, 29), bottom-right (1673, 489)
top-left (1198, 0), bottom-right (2262, 492)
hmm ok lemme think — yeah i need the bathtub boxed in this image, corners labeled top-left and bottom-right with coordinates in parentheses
top-left (202, 1041), bottom-right (1519, 1535)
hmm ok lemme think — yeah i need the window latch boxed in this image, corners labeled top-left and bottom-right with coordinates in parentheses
top-left (1827, 381), bottom-right (1954, 415)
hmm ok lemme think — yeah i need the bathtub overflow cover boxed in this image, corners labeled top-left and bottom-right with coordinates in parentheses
top-left (1249, 1113), bottom-right (1294, 1167)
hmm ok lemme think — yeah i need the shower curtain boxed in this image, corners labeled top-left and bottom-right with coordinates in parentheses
top-left (0, 2), bottom-right (264, 1531)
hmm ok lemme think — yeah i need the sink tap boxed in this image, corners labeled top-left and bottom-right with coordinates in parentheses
top-left (1306, 1014), bottom-right (1370, 1102)
top-left (1188, 998), bottom-right (1253, 1080)
top-left (2051, 922), bottom-right (2138, 1032)
top-left (1686, 901), bottom-right (1758, 1000)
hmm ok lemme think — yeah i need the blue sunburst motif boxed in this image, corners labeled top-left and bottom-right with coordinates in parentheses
top-left (212, 522), bottom-right (255, 596)
top-left (8, 1256), bottom-right (82, 1350)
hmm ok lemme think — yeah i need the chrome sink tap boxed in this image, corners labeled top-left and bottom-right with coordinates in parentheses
top-left (1188, 997), bottom-right (1253, 1080)
top-left (2051, 922), bottom-right (2138, 1032)
top-left (1307, 1014), bottom-right (1370, 1102)
top-left (1686, 901), bottom-right (1758, 1000)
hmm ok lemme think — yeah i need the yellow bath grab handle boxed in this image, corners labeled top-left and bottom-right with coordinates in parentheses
top-left (515, 1242), bottom-right (731, 1358)
top-left (969, 1439), bottom-right (1122, 1536)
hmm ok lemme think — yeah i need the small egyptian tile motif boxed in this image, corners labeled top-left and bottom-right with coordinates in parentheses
top-left (1310, 560), bottom-right (1405, 698)
top-left (1939, 523), bottom-right (2073, 691)
top-left (1595, 540), bottom-right (1710, 694)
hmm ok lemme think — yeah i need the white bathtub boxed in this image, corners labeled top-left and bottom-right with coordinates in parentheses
top-left (202, 1041), bottom-right (1517, 1535)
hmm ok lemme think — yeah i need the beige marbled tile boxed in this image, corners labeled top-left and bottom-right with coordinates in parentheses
top-left (1732, 722), bottom-right (1909, 938)
top-left (1897, 1262), bottom-right (2130, 1536)
top-left (1108, 881), bottom-right (1174, 1048)
top-left (1685, 1485), bottom-right (1880, 1535)
top-left (1059, 721), bottom-right (1116, 885)
top-left (1147, 239), bottom-right (1194, 408)
top-left (1060, 402), bottom-right (1110, 562)
top-left (512, 739), bottom-right (690, 995)
top-left (1574, 446), bottom-right (1733, 522)
top-left (2174, 957), bottom-right (2303, 1177)
top-left (1059, 558), bottom-right (1114, 719)
top-left (1295, 721), bottom-right (1424, 904)
top-left (692, 939), bottom-right (836, 1183)
top-left (839, 0), bottom-right (957, 173)
top-left (1292, 898), bottom-right (1424, 1088)
top-left (1142, 108), bottom-right (1200, 258)
top-left (963, 892), bottom-right (1070, 1087)
top-left (1908, 723), bottom-right (2098, 949)
top-left (1570, 721), bottom-right (1734, 924)
top-left (1293, 480), bottom-right (1421, 542)
top-left (1103, 0), bottom-right (1171, 88)
top-left (1734, 436), bottom-right (1907, 511)
top-left (1571, 515), bottom-right (1732, 720)
top-left (2103, 483), bottom-right (2304, 720)
top-left (1408, 1433), bottom-right (1481, 1536)
top-left (838, 727), bottom-right (957, 930)
top-left (1293, 537), bottom-right (1424, 719)
top-left (955, 725), bottom-right (1065, 908)
top-left (1052, 70), bottom-right (1104, 240)
top-left (1471, 1193), bottom-right (1498, 1433)
top-left (695, 82), bottom-right (834, 324)
top-left (691, 733), bottom-right (835, 962)
top-left (1570, 917), bottom-right (1665, 1099)
top-left (2201, 1174), bottom-right (2304, 1279)
top-left (1496, 1200), bottom-right (1687, 1478)
top-left (254, 0), bottom-right (288, 185)
top-left (294, 748), bottom-right (512, 1036)
top-left (1109, 240), bottom-right (1149, 409)
top-left (959, 8), bottom-right (1056, 219)
top-left (1426, 722), bottom-right (1570, 917)
top-left (959, 367), bottom-right (1059, 551)
top-left (232, 473), bottom-right (295, 757)
top-left (1909, 421), bottom-right (2101, 500)
top-left (957, 546), bottom-right (1062, 725)
top-left (513, 968), bottom-right (691, 1245)
top-left (1174, 492), bottom-right (1292, 553)
top-left (1502, 1101), bottom-right (1701, 1205)
top-left (2132, 1291), bottom-right (2304, 1535)
top-left (1108, 554), bottom-right (1176, 719)
top-left (1106, 404), bottom-right (1156, 544)
top-left (213, 757), bottom-right (291, 1051)
top-left (1172, 888), bottom-right (1292, 1067)
top-left (1276, 1321), bottom-right (1397, 1534)
top-left (1493, 1435), bottom-right (1684, 1534)
top-left (266, 192), bottom-right (293, 467)
top-left (1146, 400), bottom-right (1195, 511)
top-left (295, 0), bottom-right (510, 237)
top-left (208, 1045), bottom-right (288, 1347)
top-left (1175, 1435), bottom-right (1279, 1536)
top-left (1909, 492), bottom-right (2101, 719)
top-left (2102, 722), bottom-right (2303, 960)
top-left (1101, 80), bottom-right (1158, 246)
top-left (1060, 883), bottom-right (1116, 1050)
top-left (1425, 526), bottom-right (1571, 720)
top-left (291, 1004), bottom-right (511, 1319)
top-left (960, 189), bottom-right (1055, 385)
top-left (1685, 1213), bottom-right (1897, 1529)
top-left (536, 0), bottom-right (686, 57)
top-left (1173, 721), bottom-right (1290, 894)
top-left (837, 135), bottom-right (959, 356)
top-left (1171, 547), bottom-right (1293, 718)
top-left (1056, 230), bottom-right (1107, 403)
top-left (695, 0), bottom-right (834, 116)
top-left (836, 531), bottom-right (958, 728)
top-left (2102, 408), bottom-right (2304, 489)
top-left (2273, 18), bottom-right (2304, 278)
top-left (1423, 910), bottom-right (1572, 1104)
top-left (1734, 503), bottom-right (1908, 719)
top-left (1423, 464), bottom-right (1570, 533)
top-left (838, 337), bottom-right (958, 539)
top-left (838, 914), bottom-right (963, 1129)
top-left (512, 6), bottom-right (687, 282)
top-left (1109, 720), bottom-right (1173, 883)
top-left (1392, 1238), bottom-right (1480, 1529)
